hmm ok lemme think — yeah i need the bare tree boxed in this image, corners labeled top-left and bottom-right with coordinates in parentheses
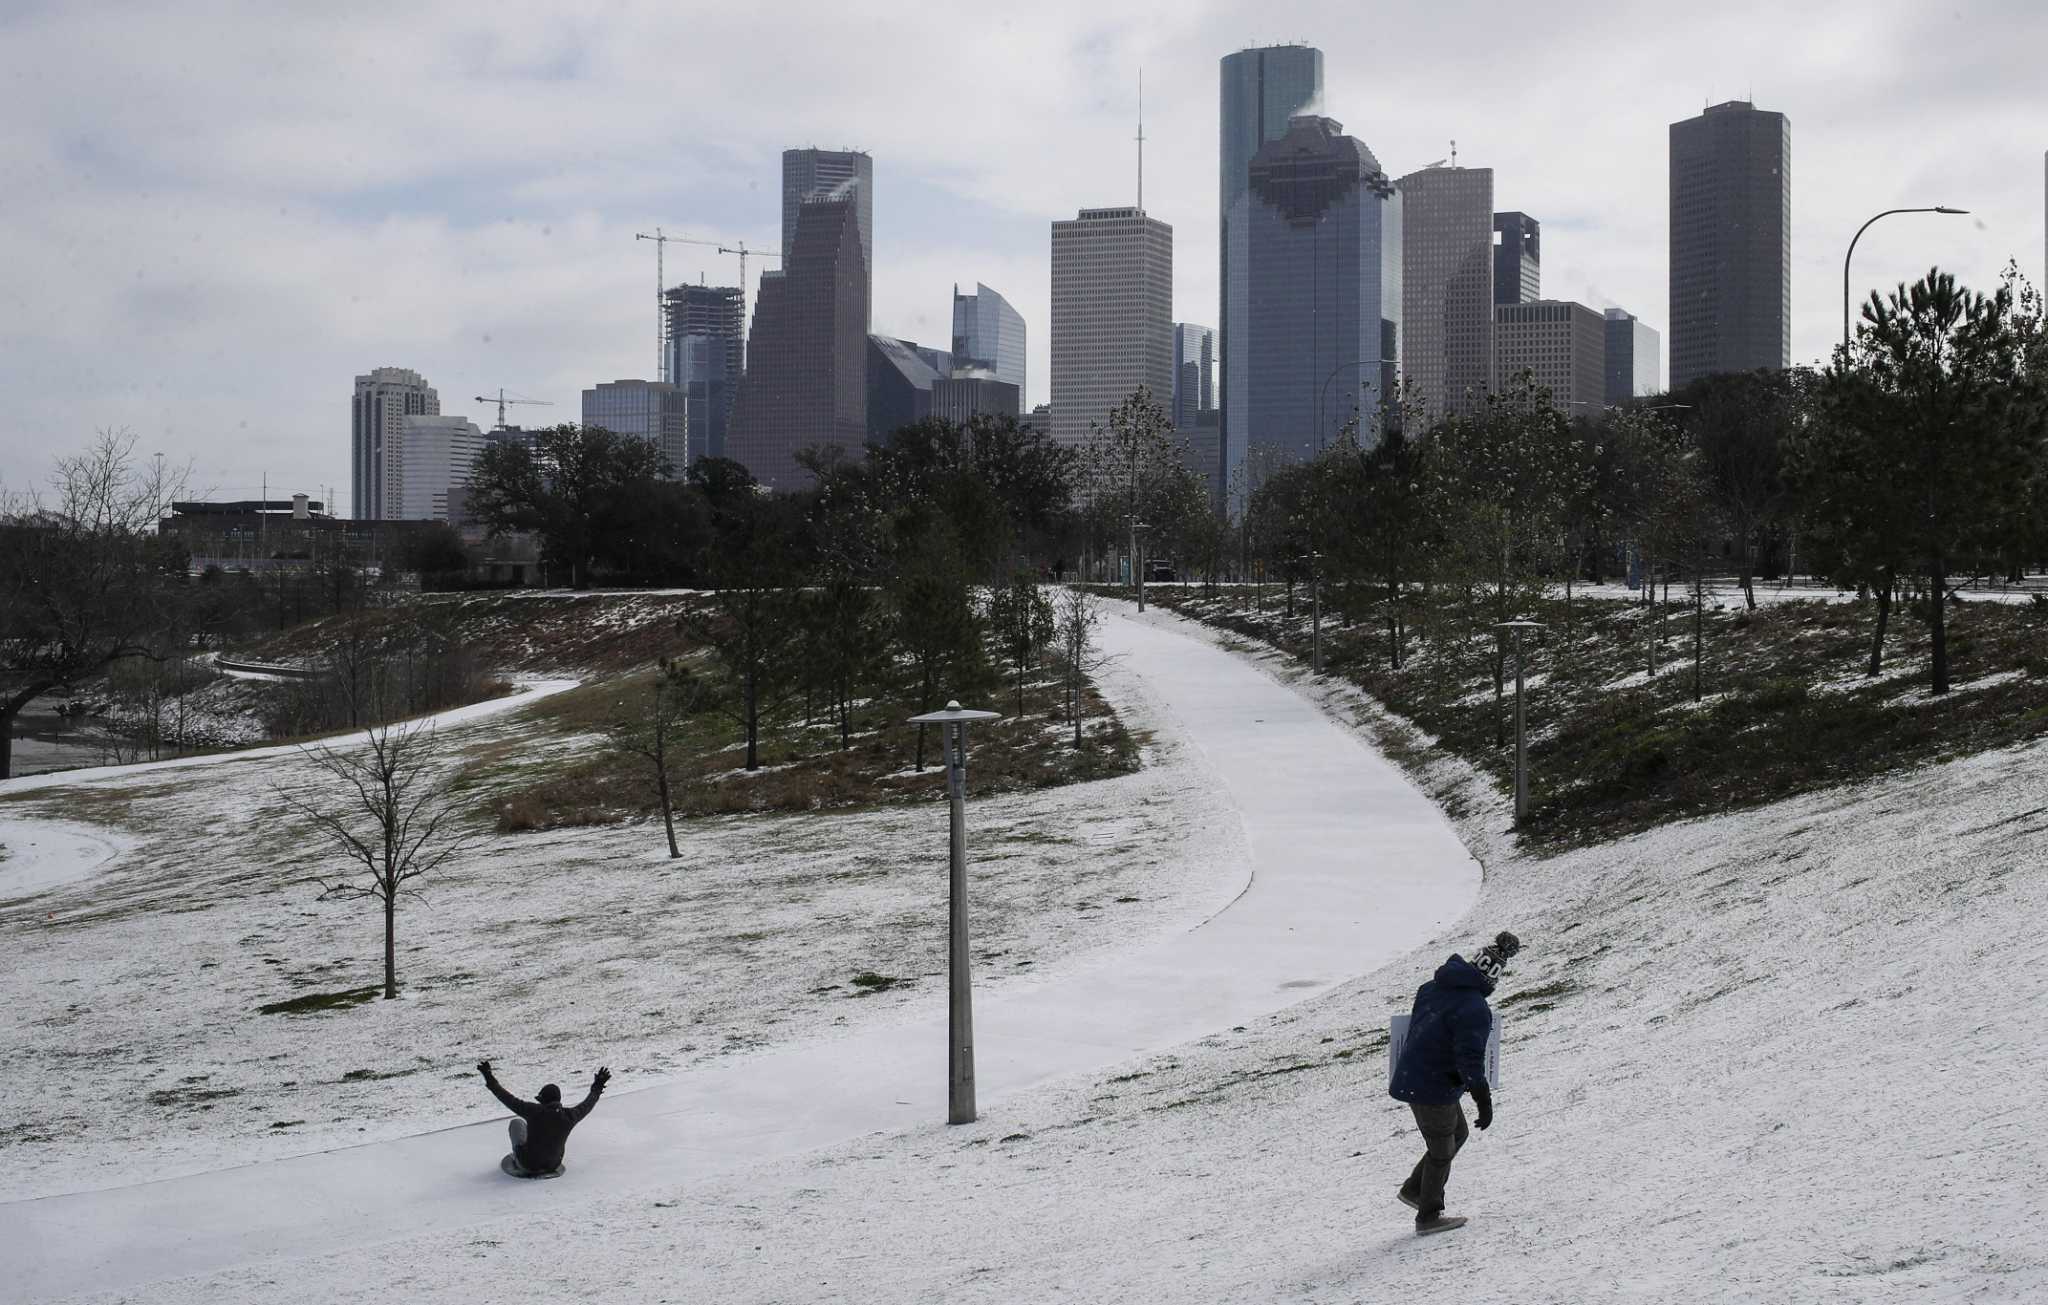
top-left (0, 430), bottom-right (187, 778)
top-left (605, 657), bottom-right (703, 860)
top-left (277, 721), bottom-right (471, 999)
top-left (1054, 585), bottom-right (1107, 749)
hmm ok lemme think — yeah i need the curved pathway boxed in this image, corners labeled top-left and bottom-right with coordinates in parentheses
top-left (3, 605), bottom-right (1479, 1302)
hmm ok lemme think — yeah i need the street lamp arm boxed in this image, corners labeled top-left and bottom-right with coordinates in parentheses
top-left (1843, 206), bottom-right (1971, 356)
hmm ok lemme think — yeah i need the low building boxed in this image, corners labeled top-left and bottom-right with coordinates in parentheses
top-left (581, 379), bottom-right (688, 475)
top-left (1494, 300), bottom-right (1608, 415)
top-left (932, 373), bottom-right (1021, 424)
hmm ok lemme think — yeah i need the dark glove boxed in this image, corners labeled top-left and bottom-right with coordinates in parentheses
top-left (477, 1060), bottom-right (494, 1080)
top-left (1471, 1084), bottom-right (1494, 1131)
top-left (593, 1066), bottom-right (611, 1092)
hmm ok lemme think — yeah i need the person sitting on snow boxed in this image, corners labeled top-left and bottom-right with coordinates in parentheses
top-left (478, 1059), bottom-right (609, 1175)
top-left (1389, 931), bottom-right (1519, 1235)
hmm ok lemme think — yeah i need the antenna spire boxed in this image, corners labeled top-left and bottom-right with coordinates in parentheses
top-left (1450, 139), bottom-right (1458, 167)
top-left (1136, 68), bottom-right (1146, 212)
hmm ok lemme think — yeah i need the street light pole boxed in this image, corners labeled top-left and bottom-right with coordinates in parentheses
top-left (906, 699), bottom-right (1003, 1125)
top-left (1843, 206), bottom-right (1969, 357)
top-left (1493, 621), bottom-right (1545, 826)
top-left (1126, 515), bottom-right (1149, 612)
top-left (1310, 548), bottom-right (1324, 673)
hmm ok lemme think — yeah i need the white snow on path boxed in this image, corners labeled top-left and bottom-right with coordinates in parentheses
top-left (0, 679), bottom-right (580, 797)
top-left (0, 820), bottom-right (137, 899)
top-left (2, 603), bottom-right (1482, 1304)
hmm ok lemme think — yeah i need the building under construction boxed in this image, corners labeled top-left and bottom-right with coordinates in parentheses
top-left (665, 284), bottom-right (744, 464)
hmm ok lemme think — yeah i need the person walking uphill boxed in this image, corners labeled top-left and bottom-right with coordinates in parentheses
top-left (1389, 931), bottom-right (1520, 1235)
top-left (479, 1060), bottom-right (610, 1177)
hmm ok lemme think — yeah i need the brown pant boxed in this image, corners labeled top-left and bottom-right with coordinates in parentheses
top-left (1399, 1101), bottom-right (1469, 1215)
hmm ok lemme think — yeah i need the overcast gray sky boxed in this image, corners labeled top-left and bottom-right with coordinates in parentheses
top-left (2, 0), bottom-right (2042, 504)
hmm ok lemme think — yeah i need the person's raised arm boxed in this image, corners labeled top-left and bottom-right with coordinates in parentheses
top-left (572, 1066), bottom-right (611, 1121)
top-left (478, 1060), bottom-right (533, 1117)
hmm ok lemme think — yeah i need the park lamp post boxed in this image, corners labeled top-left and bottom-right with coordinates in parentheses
top-left (906, 699), bottom-right (1002, 1125)
top-left (1309, 548), bottom-right (1324, 673)
top-left (1843, 206), bottom-right (1968, 356)
top-left (1493, 620), bottom-right (1545, 826)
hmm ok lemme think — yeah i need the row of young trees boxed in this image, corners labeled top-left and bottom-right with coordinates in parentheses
top-left (1233, 264), bottom-right (2048, 699)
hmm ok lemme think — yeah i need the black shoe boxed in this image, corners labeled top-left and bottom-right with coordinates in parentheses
top-left (1415, 1210), bottom-right (1468, 1236)
top-left (1397, 1188), bottom-right (1422, 1212)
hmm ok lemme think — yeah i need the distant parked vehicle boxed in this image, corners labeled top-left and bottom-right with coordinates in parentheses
top-left (1145, 560), bottom-right (1176, 582)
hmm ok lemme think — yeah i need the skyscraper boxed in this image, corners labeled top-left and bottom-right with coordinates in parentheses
top-left (1231, 115), bottom-right (1401, 495)
top-left (951, 283), bottom-right (1026, 393)
top-left (1603, 308), bottom-right (1662, 404)
top-left (1669, 100), bottom-right (1790, 387)
top-left (783, 148), bottom-right (872, 326)
top-left (385, 415), bottom-right (484, 522)
top-left (728, 193), bottom-right (869, 490)
top-left (1172, 323), bottom-right (1215, 429)
top-left (1049, 206), bottom-right (1173, 450)
top-left (581, 379), bottom-right (689, 475)
top-left (1493, 212), bottom-right (1541, 305)
top-left (351, 367), bottom-right (439, 521)
top-left (1220, 45), bottom-right (1324, 502)
top-left (1495, 301), bottom-right (1607, 413)
top-left (666, 284), bottom-right (743, 464)
top-left (1398, 164), bottom-right (1496, 421)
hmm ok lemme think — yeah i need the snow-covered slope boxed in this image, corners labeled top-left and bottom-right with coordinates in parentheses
top-left (19, 604), bottom-right (2048, 1303)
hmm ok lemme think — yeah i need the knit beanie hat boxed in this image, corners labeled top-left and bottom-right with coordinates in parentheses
top-left (1471, 931), bottom-right (1522, 984)
top-left (538, 1083), bottom-right (562, 1105)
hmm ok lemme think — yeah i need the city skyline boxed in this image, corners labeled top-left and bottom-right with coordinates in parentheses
top-left (3, 2), bottom-right (2041, 497)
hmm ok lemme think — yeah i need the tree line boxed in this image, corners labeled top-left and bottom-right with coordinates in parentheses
top-left (1233, 264), bottom-right (2048, 700)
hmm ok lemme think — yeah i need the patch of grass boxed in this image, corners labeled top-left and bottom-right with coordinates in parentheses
top-left (340, 1066), bottom-right (423, 1082)
top-left (848, 971), bottom-right (906, 995)
top-left (257, 986), bottom-right (382, 1016)
top-left (1495, 978), bottom-right (1578, 1010)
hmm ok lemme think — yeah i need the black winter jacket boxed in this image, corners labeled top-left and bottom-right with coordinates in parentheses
top-left (486, 1074), bottom-right (604, 1171)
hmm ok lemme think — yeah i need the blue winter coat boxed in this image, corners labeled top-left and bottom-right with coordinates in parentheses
top-left (1388, 954), bottom-right (1495, 1105)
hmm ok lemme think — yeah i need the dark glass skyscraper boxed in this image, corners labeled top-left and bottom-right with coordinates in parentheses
top-left (728, 194), bottom-right (869, 491)
top-left (1220, 45), bottom-right (1323, 504)
top-left (1173, 322), bottom-right (1214, 429)
top-left (784, 149), bottom-right (872, 330)
top-left (665, 284), bottom-right (743, 464)
top-left (1230, 116), bottom-right (1401, 504)
top-left (1493, 212), bottom-right (1540, 305)
top-left (1669, 101), bottom-right (1790, 387)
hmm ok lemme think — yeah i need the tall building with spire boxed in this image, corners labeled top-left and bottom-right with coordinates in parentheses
top-left (1220, 45), bottom-right (1323, 504)
top-left (1050, 207), bottom-right (1173, 450)
top-left (1398, 163), bottom-right (1496, 421)
top-left (351, 367), bottom-right (439, 521)
top-left (1232, 115), bottom-right (1401, 500)
top-left (1669, 100), bottom-right (1790, 387)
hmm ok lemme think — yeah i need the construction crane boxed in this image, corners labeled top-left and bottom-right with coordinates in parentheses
top-left (637, 229), bottom-right (780, 381)
top-left (475, 389), bottom-right (554, 430)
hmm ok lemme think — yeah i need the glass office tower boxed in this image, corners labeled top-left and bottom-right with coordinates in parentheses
top-left (950, 283), bottom-right (1026, 394)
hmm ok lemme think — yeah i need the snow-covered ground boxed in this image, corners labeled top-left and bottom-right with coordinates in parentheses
top-left (13, 603), bottom-right (2048, 1303)
top-left (2, 603), bottom-right (1483, 1301)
